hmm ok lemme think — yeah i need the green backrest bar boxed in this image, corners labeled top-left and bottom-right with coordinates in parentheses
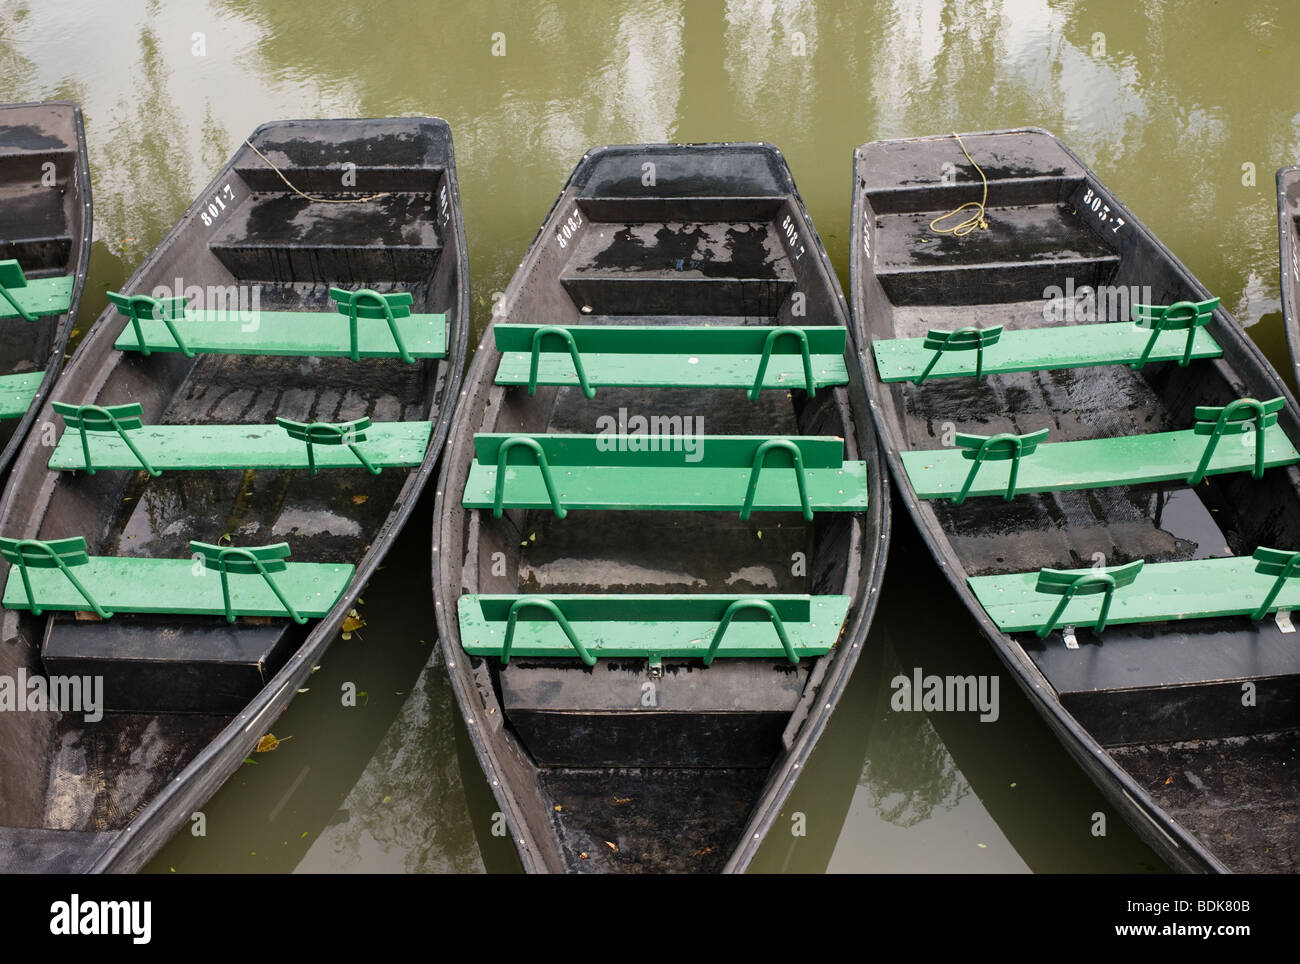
top-left (1190, 396), bottom-right (1285, 484)
top-left (1033, 559), bottom-right (1144, 637)
top-left (329, 288), bottom-right (414, 319)
top-left (52, 401), bottom-right (159, 477)
top-left (493, 324), bottom-right (847, 355)
top-left (0, 535), bottom-right (90, 568)
top-left (1250, 546), bottom-right (1300, 620)
top-left (472, 433), bottom-right (845, 469)
top-left (189, 541), bottom-right (291, 575)
top-left (52, 400), bottom-right (144, 432)
top-left (1131, 298), bottom-right (1220, 369)
top-left (275, 417), bottom-right (380, 475)
top-left (0, 260), bottom-right (33, 321)
top-left (0, 535), bottom-right (109, 618)
top-left (915, 326), bottom-right (1003, 383)
top-left (951, 428), bottom-right (1050, 504)
top-left (108, 291), bottom-right (194, 358)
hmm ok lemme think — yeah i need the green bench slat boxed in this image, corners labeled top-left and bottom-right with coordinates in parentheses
top-left (0, 276), bottom-right (74, 320)
top-left (49, 420), bottom-right (433, 472)
top-left (872, 322), bottom-right (1222, 382)
top-left (458, 594), bottom-right (850, 659)
top-left (2, 555), bottom-right (353, 618)
top-left (463, 433), bottom-right (868, 513)
top-left (901, 427), bottom-right (1300, 500)
top-left (0, 371), bottom-right (43, 420)
top-left (969, 556), bottom-right (1300, 632)
top-left (494, 324), bottom-right (848, 391)
top-left (113, 310), bottom-right (448, 359)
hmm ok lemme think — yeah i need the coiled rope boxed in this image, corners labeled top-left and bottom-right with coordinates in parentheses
top-left (928, 131), bottom-right (988, 237)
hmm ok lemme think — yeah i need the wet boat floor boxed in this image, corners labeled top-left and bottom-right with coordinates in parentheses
top-left (1109, 730), bottom-right (1300, 873)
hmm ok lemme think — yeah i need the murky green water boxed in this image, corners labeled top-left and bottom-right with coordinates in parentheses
top-left (3, 0), bottom-right (1297, 872)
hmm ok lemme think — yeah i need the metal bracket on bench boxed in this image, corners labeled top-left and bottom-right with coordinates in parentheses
top-left (189, 540), bottom-right (306, 625)
top-left (500, 596), bottom-right (594, 666)
top-left (276, 417), bottom-right (380, 475)
top-left (704, 598), bottom-right (798, 666)
top-left (330, 287), bottom-right (415, 364)
top-left (1250, 547), bottom-right (1300, 622)
top-left (108, 291), bottom-right (193, 358)
top-left (1189, 396), bottom-right (1285, 485)
top-left (751, 326), bottom-right (817, 400)
top-left (492, 436), bottom-right (566, 519)
top-left (915, 326), bottom-right (1003, 384)
top-left (742, 438), bottom-right (813, 521)
top-left (52, 401), bottom-right (161, 477)
top-left (951, 428), bottom-right (1049, 505)
top-left (1131, 298), bottom-right (1218, 369)
top-left (528, 326), bottom-right (594, 398)
top-left (1032, 560), bottom-right (1145, 639)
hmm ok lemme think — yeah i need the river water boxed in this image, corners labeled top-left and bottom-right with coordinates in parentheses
top-left (3, 0), bottom-right (1297, 872)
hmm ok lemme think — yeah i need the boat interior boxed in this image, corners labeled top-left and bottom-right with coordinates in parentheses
top-left (0, 119), bottom-right (462, 870)
top-left (854, 129), bottom-right (1300, 872)
top-left (441, 145), bottom-right (880, 872)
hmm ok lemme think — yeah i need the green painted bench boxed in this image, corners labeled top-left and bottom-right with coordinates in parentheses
top-left (458, 593), bottom-right (851, 666)
top-left (48, 402), bottom-right (431, 475)
top-left (968, 548), bottom-right (1300, 637)
top-left (901, 397), bottom-right (1298, 503)
top-left (0, 536), bottom-right (353, 623)
top-left (0, 371), bottom-right (43, 420)
top-left (462, 433), bottom-right (870, 519)
top-left (494, 324), bottom-right (848, 399)
top-left (111, 287), bottom-right (446, 361)
top-left (872, 299), bottom-right (1221, 383)
top-left (0, 260), bottom-right (75, 321)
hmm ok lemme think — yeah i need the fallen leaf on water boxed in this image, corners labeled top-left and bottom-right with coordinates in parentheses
top-left (382, 795), bottom-right (392, 804)
top-left (977, 843), bottom-right (987, 849)
top-left (605, 841), bottom-right (617, 852)
top-left (255, 733), bottom-right (292, 753)
top-left (243, 757), bottom-right (258, 766)
top-left (297, 688), bottom-right (310, 694)
top-left (1164, 777), bottom-right (1173, 785)
top-left (342, 609), bottom-right (366, 640)
top-left (554, 805), bottom-right (563, 812)
top-left (693, 847), bottom-right (713, 857)
top-left (612, 796), bottom-right (631, 806)
top-left (301, 832), bottom-right (309, 839)
top-left (351, 494), bottom-right (369, 505)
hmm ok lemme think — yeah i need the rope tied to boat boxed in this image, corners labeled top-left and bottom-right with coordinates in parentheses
top-left (928, 131), bottom-right (989, 237)
top-left (243, 139), bottom-right (390, 203)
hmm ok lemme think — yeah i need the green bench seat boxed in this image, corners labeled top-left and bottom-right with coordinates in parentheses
top-left (1, 536), bottom-right (353, 623)
top-left (902, 397), bottom-right (1298, 503)
top-left (969, 548), bottom-right (1300, 637)
top-left (873, 300), bottom-right (1221, 383)
top-left (0, 261), bottom-right (74, 321)
top-left (48, 402), bottom-right (432, 474)
top-left (458, 593), bottom-right (851, 665)
top-left (494, 324), bottom-right (849, 398)
top-left (462, 433), bottom-right (870, 518)
top-left (111, 287), bottom-right (446, 360)
top-left (0, 371), bottom-right (43, 420)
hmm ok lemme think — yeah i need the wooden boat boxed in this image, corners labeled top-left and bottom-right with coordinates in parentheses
top-left (853, 127), bottom-right (1300, 873)
top-left (0, 117), bottom-right (468, 872)
top-left (433, 143), bottom-right (889, 873)
top-left (0, 102), bottom-right (90, 479)
top-left (1278, 166), bottom-right (1300, 387)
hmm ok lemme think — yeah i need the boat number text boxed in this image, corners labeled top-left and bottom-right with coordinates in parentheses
top-left (199, 184), bottom-right (236, 228)
top-left (554, 208), bottom-right (583, 249)
top-left (439, 184), bottom-right (451, 225)
top-left (782, 214), bottom-right (805, 261)
top-left (1081, 186), bottom-right (1125, 234)
top-left (862, 208), bottom-right (872, 260)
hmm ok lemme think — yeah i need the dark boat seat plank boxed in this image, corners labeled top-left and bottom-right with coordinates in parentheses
top-left (460, 593), bottom-right (849, 662)
top-left (872, 204), bottom-right (1119, 306)
top-left (464, 433), bottom-right (869, 514)
top-left (49, 418), bottom-right (432, 472)
top-left (494, 323), bottom-right (847, 394)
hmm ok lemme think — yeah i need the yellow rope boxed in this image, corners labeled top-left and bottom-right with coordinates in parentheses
top-left (243, 139), bottom-right (389, 203)
top-left (928, 131), bottom-right (988, 237)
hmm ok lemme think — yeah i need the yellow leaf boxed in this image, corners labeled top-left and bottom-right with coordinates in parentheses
top-left (255, 733), bottom-right (292, 753)
top-left (351, 494), bottom-right (368, 505)
top-left (342, 610), bottom-right (366, 634)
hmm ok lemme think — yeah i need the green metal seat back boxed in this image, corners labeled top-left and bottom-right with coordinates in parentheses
top-left (922, 326), bottom-right (1003, 352)
top-left (0, 535), bottom-right (90, 569)
top-left (1193, 396), bottom-right (1285, 435)
top-left (52, 401), bottom-right (145, 433)
top-left (107, 290), bottom-right (189, 321)
top-left (955, 428), bottom-right (1050, 461)
top-left (275, 416), bottom-right (372, 446)
top-left (1252, 546), bottom-right (1300, 576)
top-left (1035, 559), bottom-right (1144, 596)
top-left (329, 288), bottom-right (413, 320)
top-left (1132, 298), bottom-right (1219, 331)
top-left (189, 540), bottom-right (291, 575)
top-left (0, 260), bottom-right (28, 289)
